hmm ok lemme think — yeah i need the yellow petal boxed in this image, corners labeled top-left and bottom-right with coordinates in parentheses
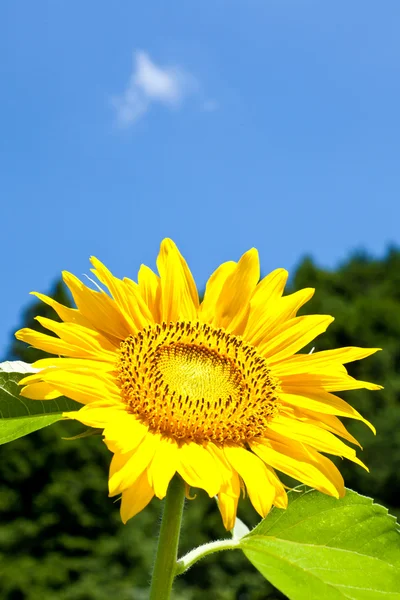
top-left (103, 415), bottom-right (149, 454)
top-left (19, 382), bottom-right (62, 400)
top-left (156, 239), bottom-right (199, 321)
top-left (206, 443), bottom-right (234, 482)
top-left (63, 400), bottom-right (126, 425)
top-left (267, 414), bottom-right (368, 470)
top-left (224, 446), bottom-right (276, 518)
top-left (245, 275), bottom-right (312, 346)
top-left (177, 442), bottom-right (223, 497)
top-left (251, 268), bottom-right (289, 308)
top-left (259, 315), bottom-right (334, 362)
top-left (108, 432), bottom-right (160, 496)
top-left (120, 471), bottom-right (154, 524)
top-left (90, 257), bottom-right (137, 325)
top-left (251, 436), bottom-right (345, 498)
top-left (15, 328), bottom-right (90, 359)
top-left (122, 277), bottom-right (157, 325)
top-left (274, 288), bottom-right (315, 321)
top-left (270, 473), bottom-right (288, 509)
top-left (244, 268), bottom-right (288, 338)
top-left (274, 346), bottom-right (382, 374)
top-left (217, 470), bottom-right (241, 531)
top-left (31, 292), bottom-right (91, 328)
top-left (33, 357), bottom-right (115, 371)
top-left (280, 389), bottom-right (375, 433)
top-left (214, 248), bottom-right (260, 334)
top-left (255, 288), bottom-right (315, 343)
top-left (63, 271), bottom-right (131, 340)
top-left (138, 264), bottom-right (161, 322)
top-left (21, 369), bottom-right (120, 406)
top-left (283, 406), bottom-right (362, 447)
top-left (199, 261), bottom-right (236, 323)
top-left (147, 436), bottom-right (179, 499)
top-left (36, 317), bottom-right (116, 354)
top-left (90, 257), bottom-right (154, 332)
top-left (109, 449), bottom-right (134, 479)
top-left (280, 371), bottom-right (382, 392)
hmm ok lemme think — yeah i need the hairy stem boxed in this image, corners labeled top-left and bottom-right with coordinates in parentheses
top-left (149, 476), bottom-right (186, 600)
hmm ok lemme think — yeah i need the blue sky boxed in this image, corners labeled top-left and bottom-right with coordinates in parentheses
top-left (1, 1), bottom-right (399, 357)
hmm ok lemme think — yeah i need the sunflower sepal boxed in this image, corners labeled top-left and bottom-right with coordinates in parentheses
top-left (62, 427), bottom-right (103, 441)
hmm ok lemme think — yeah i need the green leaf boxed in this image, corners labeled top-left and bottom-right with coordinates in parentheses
top-left (0, 414), bottom-right (62, 444)
top-left (240, 486), bottom-right (400, 600)
top-left (0, 361), bottom-right (80, 444)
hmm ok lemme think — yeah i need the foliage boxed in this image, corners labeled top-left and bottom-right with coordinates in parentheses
top-left (1, 249), bottom-right (400, 599)
top-left (241, 486), bottom-right (400, 600)
top-left (0, 362), bottom-right (80, 444)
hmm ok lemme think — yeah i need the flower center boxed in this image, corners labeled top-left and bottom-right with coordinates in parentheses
top-left (116, 321), bottom-right (280, 444)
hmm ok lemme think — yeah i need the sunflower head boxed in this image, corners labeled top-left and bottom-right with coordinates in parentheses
top-left (16, 239), bottom-right (381, 529)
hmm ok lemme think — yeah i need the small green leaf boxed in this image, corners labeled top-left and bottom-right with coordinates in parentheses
top-left (0, 414), bottom-right (62, 444)
top-left (240, 486), bottom-right (400, 600)
top-left (0, 361), bottom-right (80, 444)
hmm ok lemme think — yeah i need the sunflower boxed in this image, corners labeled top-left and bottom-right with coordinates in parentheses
top-left (16, 240), bottom-right (380, 530)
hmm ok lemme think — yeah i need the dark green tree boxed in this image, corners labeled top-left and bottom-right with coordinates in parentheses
top-left (290, 248), bottom-right (400, 515)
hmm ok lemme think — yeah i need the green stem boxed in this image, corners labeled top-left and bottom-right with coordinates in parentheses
top-left (175, 538), bottom-right (240, 575)
top-left (149, 475), bottom-right (186, 600)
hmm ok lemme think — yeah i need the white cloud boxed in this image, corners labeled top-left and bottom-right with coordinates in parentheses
top-left (112, 51), bottom-right (198, 127)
